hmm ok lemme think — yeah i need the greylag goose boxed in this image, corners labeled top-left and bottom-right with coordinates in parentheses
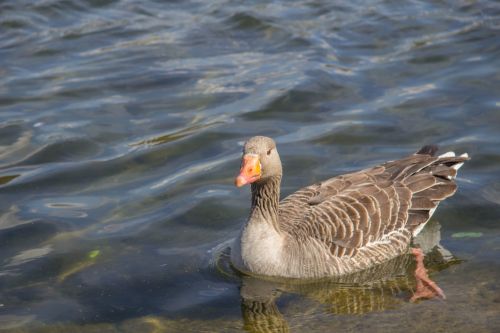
top-left (231, 136), bottom-right (469, 298)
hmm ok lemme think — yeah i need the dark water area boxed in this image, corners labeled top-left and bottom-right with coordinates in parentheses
top-left (1, 0), bottom-right (499, 332)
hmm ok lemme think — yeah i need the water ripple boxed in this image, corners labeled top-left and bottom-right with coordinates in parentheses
top-left (0, 0), bottom-right (499, 331)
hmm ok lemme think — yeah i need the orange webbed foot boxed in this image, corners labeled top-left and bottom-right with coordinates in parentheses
top-left (410, 247), bottom-right (446, 302)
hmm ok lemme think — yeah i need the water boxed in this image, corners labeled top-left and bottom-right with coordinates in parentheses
top-left (1, 0), bottom-right (499, 331)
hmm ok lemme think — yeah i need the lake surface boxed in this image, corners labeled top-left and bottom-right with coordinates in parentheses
top-left (1, 0), bottom-right (499, 332)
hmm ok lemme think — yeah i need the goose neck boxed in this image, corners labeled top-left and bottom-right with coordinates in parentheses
top-left (249, 176), bottom-right (281, 231)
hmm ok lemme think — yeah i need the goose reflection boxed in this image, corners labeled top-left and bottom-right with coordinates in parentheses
top-left (237, 220), bottom-right (460, 333)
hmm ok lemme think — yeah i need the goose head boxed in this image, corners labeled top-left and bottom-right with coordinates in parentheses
top-left (235, 136), bottom-right (282, 187)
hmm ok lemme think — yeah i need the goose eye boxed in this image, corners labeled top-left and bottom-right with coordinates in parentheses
top-left (267, 149), bottom-right (272, 156)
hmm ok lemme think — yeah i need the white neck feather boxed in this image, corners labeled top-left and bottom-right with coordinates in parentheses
top-left (231, 176), bottom-right (285, 275)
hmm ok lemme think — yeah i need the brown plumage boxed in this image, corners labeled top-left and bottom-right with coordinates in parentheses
top-left (231, 136), bottom-right (469, 278)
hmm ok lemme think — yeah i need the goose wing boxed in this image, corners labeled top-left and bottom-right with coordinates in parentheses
top-left (278, 149), bottom-right (469, 258)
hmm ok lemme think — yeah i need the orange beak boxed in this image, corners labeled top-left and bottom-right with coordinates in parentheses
top-left (235, 154), bottom-right (261, 187)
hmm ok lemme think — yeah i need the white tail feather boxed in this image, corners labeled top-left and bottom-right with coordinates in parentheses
top-left (439, 151), bottom-right (455, 158)
top-left (452, 153), bottom-right (468, 171)
top-left (438, 151), bottom-right (468, 171)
